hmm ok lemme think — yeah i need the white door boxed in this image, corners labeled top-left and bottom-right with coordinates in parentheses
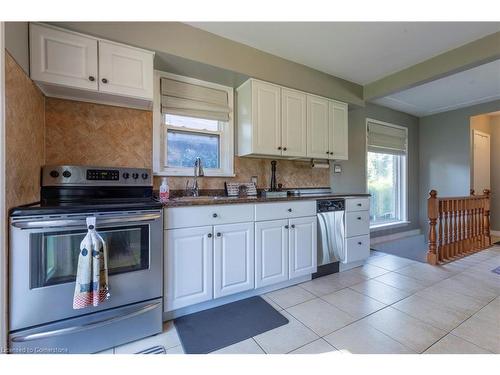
top-left (98, 41), bottom-right (154, 99)
top-left (307, 95), bottom-right (330, 158)
top-left (473, 130), bottom-right (490, 194)
top-left (289, 216), bottom-right (317, 279)
top-left (30, 23), bottom-right (98, 90)
top-left (255, 220), bottom-right (289, 288)
top-left (281, 88), bottom-right (307, 157)
top-left (213, 222), bottom-right (255, 298)
top-left (164, 226), bottom-right (213, 311)
top-left (252, 80), bottom-right (282, 156)
top-left (329, 101), bottom-right (349, 160)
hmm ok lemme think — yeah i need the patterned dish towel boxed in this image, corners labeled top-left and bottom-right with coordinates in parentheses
top-left (73, 217), bottom-right (110, 309)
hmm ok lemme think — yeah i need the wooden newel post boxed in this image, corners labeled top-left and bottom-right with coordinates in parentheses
top-left (427, 190), bottom-right (439, 265)
top-left (483, 189), bottom-right (491, 247)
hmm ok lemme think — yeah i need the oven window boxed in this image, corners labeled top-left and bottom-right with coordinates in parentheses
top-left (30, 225), bottom-right (149, 289)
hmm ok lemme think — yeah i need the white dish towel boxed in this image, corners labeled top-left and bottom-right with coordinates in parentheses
top-left (73, 217), bottom-right (110, 309)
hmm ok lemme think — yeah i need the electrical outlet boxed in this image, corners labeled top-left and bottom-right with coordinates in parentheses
top-left (251, 176), bottom-right (258, 186)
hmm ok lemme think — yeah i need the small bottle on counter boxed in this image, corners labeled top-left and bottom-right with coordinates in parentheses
top-left (159, 177), bottom-right (170, 203)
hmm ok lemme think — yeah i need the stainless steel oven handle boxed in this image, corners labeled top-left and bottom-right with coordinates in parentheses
top-left (10, 301), bottom-right (161, 342)
top-left (12, 212), bottom-right (162, 229)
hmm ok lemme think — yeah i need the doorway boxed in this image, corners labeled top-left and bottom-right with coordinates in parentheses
top-left (472, 129), bottom-right (490, 194)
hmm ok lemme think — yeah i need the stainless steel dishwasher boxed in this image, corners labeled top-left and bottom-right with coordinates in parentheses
top-left (313, 199), bottom-right (345, 278)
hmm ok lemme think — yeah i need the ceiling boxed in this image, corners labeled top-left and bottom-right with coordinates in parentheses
top-left (187, 22), bottom-right (500, 85)
top-left (372, 59), bottom-right (500, 116)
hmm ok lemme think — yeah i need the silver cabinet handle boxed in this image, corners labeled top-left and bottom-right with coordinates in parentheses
top-left (10, 301), bottom-right (161, 342)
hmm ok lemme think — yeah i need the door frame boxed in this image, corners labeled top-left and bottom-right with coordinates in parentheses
top-left (470, 128), bottom-right (491, 194)
top-left (0, 21), bottom-right (8, 351)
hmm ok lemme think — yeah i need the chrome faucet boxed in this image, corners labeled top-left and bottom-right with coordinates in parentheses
top-left (189, 157), bottom-right (204, 196)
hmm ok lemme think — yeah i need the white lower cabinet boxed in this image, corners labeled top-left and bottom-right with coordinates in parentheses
top-left (165, 226), bottom-right (213, 311)
top-left (255, 219), bottom-right (289, 288)
top-left (213, 222), bottom-right (255, 298)
top-left (289, 216), bottom-right (317, 279)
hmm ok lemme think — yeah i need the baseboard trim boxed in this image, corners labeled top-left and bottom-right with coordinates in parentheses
top-left (490, 230), bottom-right (500, 237)
top-left (370, 229), bottom-right (422, 246)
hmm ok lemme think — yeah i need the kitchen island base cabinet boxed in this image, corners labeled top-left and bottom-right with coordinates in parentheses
top-left (289, 216), bottom-right (317, 279)
top-left (213, 223), bottom-right (255, 299)
top-left (164, 226), bottom-right (213, 311)
top-left (255, 220), bottom-right (289, 288)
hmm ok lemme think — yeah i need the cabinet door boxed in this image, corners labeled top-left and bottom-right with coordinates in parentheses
top-left (251, 80), bottom-right (282, 156)
top-left (282, 88), bottom-right (307, 157)
top-left (213, 222), bottom-right (255, 298)
top-left (307, 95), bottom-right (330, 158)
top-left (255, 220), bottom-right (289, 288)
top-left (30, 23), bottom-right (98, 90)
top-left (329, 101), bottom-right (348, 160)
top-left (98, 41), bottom-right (154, 99)
top-left (289, 216), bottom-right (317, 279)
top-left (164, 226), bottom-right (213, 311)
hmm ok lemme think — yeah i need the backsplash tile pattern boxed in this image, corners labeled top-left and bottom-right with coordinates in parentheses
top-left (5, 52), bottom-right (45, 209)
top-left (43, 97), bottom-right (329, 191)
top-left (45, 98), bottom-right (153, 167)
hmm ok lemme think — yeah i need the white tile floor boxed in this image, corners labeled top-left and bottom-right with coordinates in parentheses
top-left (106, 246), bottom-right (500, 354)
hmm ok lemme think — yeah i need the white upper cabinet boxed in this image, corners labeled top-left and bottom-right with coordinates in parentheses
top-left (30, 23), bottom-right (98, 91)
top-left (98, 41), bottom-right (153, 100)
top-left (306, 95), bottom-right (330, 159)
top-left (329, 100), bottom-right (349, 160)
top-left (281, 88), bottom-right (307, 157)
top-left (29, 23), bottom-right (154, 109)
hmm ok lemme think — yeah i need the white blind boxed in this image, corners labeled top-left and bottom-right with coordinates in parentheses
top-left (367, 121), bottom-right (407, 155)
top-left (161, 78), bottom-right (231, 121)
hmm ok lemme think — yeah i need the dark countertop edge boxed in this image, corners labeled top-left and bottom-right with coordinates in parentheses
top-left (162, 193), bottom-right (371, 208)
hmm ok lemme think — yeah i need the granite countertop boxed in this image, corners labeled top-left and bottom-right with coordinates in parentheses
top-left (162, 192), bottom-right (370, 207)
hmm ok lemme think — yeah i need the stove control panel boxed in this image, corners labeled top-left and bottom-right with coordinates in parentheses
top-left (42, 165), bottom-right (152, 186)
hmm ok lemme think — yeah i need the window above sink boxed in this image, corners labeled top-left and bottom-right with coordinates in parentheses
top-left (153, 71), bottom-right (235, 177)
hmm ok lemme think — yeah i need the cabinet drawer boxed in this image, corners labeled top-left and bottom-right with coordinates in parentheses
top-left (345, 211), bottom-right (370, 237)
top-left (164, 204), bottom-right (254, 229)
top-left (254, 201), bottom-right (316, 221)
top-left (346, 198), bottom-right (370, 212)
top-left (345, 235), bottom-right (370, 263)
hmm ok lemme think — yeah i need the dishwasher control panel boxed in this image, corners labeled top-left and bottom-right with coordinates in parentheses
top-left (317, 199), bottom-right (345, 212)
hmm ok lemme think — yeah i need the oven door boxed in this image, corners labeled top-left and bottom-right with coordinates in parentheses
top-left (9, 210), bottom-right (163, 331)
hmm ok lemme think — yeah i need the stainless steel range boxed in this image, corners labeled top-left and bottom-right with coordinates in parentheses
top-left (9, 165), bottom-right (163, 354)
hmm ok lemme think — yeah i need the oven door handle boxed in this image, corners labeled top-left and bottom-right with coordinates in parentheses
top-left (11, 212), bottom-right (162, 229)
top-left (10, 301), bottom-right (161, 342)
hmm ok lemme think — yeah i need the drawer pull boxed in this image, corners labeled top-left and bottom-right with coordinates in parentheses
top-left (358, 241), bottom-right (362, 245)
top-left (357, 217), bottom-right (362, 220)
top-left (288, 208), bottom-right (292, 212)
top-left (212, 213), bottom-right (218, 218)
top-left (357, 203), bottom-right (362, 206)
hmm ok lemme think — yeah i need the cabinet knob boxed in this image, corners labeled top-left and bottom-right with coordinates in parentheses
top-left (357, 217), bottom-right (362, 220)
top-left (357, 203), bottom-right (362, 206)
top-left (207, 233), bottom-right (212, 238)
top-left (101, 78), bottom-right (108, 84)
top-left (326, 151), bottom-right (330, 154)
top-left (88, 76), bottom-right (95, 82)
top-left (283, 147), bottom-right (287, 151)
top-left (212, 213), bottom-right (218, 218)
top-left (291, 224), bottom-right (295, 229)
top-left (284, 225), bottom-right (289, 229)
top-left (330, 152), bottom-right (334, 155)
top-left (358, 242), bottom-right (362, 245)
top-left (216, 232), bottom-right (221, 237)
top-left (277, 146), bottom-right (282, 150)
top-left (288, 208), bottom-right (292, 212)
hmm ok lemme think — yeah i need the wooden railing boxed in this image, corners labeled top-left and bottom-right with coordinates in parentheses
top-left (427, 189), bottom-right (491, 265)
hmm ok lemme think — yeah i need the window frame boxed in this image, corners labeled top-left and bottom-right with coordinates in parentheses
top-left (365, 118), bottom-right (409, 230)
top-left (153, 71), bottom-right (234, 177)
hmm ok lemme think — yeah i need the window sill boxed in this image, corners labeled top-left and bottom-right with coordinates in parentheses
top-left (154, 170), bottom-right (235, 178)
top-left (370, 221), bottom-right (410, 232)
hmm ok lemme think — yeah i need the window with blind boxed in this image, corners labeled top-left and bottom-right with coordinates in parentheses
top-left (366, 119), bottom-right (408, 228)
top-left (156, 72), bottom-right (234, 176)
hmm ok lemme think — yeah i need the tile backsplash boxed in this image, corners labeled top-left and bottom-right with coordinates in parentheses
top-left (42, 96), bottom-right (329, 191)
